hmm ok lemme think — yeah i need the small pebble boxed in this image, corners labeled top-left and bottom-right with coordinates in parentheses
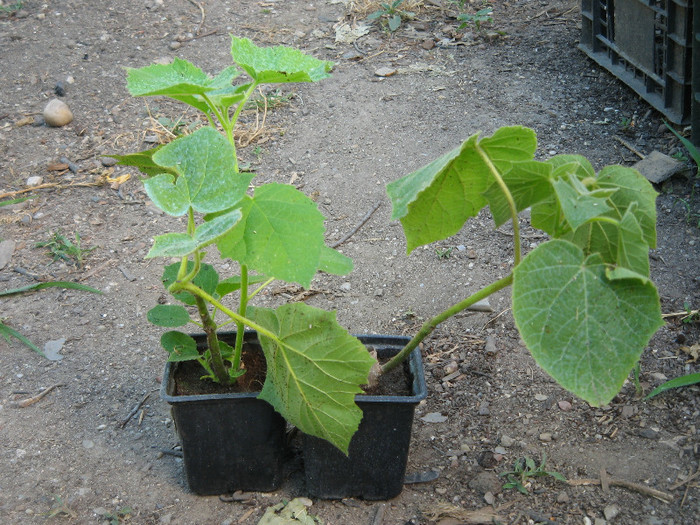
top-left (43, 99), bottom-right (73, 127)
top-left (556, 491), bottom-right (569, 503)
top-left (483, 491), bottom-right (495, 505)
top-left (604, 504), bottom-right (620, 521)
top-left (500, 435), bottom-right (515, 447)
top-left (478, 401), bottom-right (490, 415)
top-left (169, 41), bottom-right (182, 50)
top-left (26, 176), bottom-right (43, 187)
top-left (539, 432), bottom-right (553, 442)
top-left (374, 67), bottom-right (397, 77)
top-left (558, 400), bottom-right (572, 411)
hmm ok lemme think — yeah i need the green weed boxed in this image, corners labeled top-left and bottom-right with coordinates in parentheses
top-left (435, 247), bottom-right (453, 259)
top-left (458, 7), bottom-right (493, 31)
top-left (35, 232), bottom-right (95, 269)
top-left (0, 1), bottom-right (23, 14)
top-left (500, 454), bottom-right (566, 494)
top-left (368, 0), bottom-right (415, 32)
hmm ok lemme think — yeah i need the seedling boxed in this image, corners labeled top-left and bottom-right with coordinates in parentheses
top-left (101, 506), bottom-right (132, 525)
top-left (435, 246), bottom-right (453, 259)
top-left (35, 231), bottom-right (95, 269)
top-left (646, 372), bottom-right (700, 399)
top-left (114, 37), bottom-right (374, 453)
top-left (45, 495), bottom-right (76, 519)
top-left (385, 126), bottom-right (664, 407)
top-left (458, 7), bottom-right (493, 31)
top-left (368, 0), bottom-right (415, 32)
top-left (665, 121), bottom-right (700, 176)
top-left (682, 302), bottom-right (699, 324)
top-left (0, 1), bottom-right (23, 14)
top-left (500, 454), bottom-right (566, 494)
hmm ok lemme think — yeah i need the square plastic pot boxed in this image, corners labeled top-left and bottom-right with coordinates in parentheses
top-left (302, 335), bottom-right (427, 500)
top-left (160, 332), bottom-right (286, 495)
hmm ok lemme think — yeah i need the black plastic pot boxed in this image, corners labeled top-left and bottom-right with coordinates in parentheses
top-left (160, 332), bottom-right (286, 495)
top-left (303, 335), bottom-right (427, 500)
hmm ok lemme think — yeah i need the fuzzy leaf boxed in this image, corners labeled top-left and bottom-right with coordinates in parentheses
top-left (143, 128), bottom-right (252, 216)
top-left (161, 331), bottom-right (199, 362)
top-left (512, 239), bottom-right (663, 406)
top-left (147, 305), bottom-right (191, 327)
top-left (252, 304), bottom-right (375, 454)
top-left (387, 126), bottom-right (537, 252)
top-left (230, 37), bottom-right (333, 84)
top-left (217, 184), bottom-right (325, 287)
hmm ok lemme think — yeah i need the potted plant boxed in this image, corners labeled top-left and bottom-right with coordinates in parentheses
top-left (114, 37), bottom-right (380, 495)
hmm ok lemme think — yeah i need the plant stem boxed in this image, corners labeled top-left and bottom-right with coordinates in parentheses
top-left (193, 294), bottom-right (229, 383)
top-left (231, 264), bottom-right (249, 373)
top-left (382, 273), bottom-right (513, 373)
top-left (475, 143), bottom-right (522, 266)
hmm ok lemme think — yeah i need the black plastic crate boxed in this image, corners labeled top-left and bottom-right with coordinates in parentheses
top-left (580, 0), bottom-right (697, 128)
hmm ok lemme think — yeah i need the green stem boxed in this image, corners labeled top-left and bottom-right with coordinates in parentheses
top-left (475, 143), bottom-right (522, 266)
top-left (175, 281), bottom-right (281, 343)
top-left (250, 277), bottom-right (275, 300)
top-left (382, 273), bottom-right (513, 373)
top-left (193, 294), bottom-right (229, 383)
top-left (231, 265), bottom-right (249, 373)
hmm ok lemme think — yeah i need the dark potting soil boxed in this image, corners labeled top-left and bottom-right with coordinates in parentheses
top-left (172, 342), bottom-right (412, 397)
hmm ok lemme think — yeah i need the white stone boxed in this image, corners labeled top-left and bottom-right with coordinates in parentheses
top-left (43, 99), bottom-right (73, 127)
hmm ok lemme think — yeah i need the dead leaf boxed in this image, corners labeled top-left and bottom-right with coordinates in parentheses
top-left (680, 344), bottom-right (699, 362)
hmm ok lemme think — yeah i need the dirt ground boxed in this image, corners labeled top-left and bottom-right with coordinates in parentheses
top-left (1, 0), bottom-right (699, 524)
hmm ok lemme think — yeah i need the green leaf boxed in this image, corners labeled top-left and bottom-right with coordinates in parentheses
top-left (0, 321), bottom-right (44, 356)
top-left (645, 372), bottom-right (700, 399)
top-left (0, 281), bottom-right (102, 297)
top-left (161, 331), bottom-right (199, 362)
top-left (252, 303), bottom-right (376, 454)
top-left (664, 121), bottom-right (700, 167)
top-left (552, 174), bottom-right (612, 230)
top-left (108, 146), bottom-right (171, 178)
top-left (230, 37), bottom-right (333, 84)
top-left (597, 165), bottom-right (658, 249)
top-left (614, 204), bottom-right (650, 278)
top-left (318, 245), bottom-right (353, 276)
top-left (143, 127), bottom-right (252, 216)
top-left (126, 57), bottom-right (226, 113)
top-left (147, 304), bottom-right (191, 327)
top-left (388, 13), bottom-right (401, 31)
top-left (147, 208), bottom-right (243, 258)
top-left (512, 239), bottom-right (663, 406)
top-left (483, 160), bottom-right (553, 227)
top-left (387, 126), bottom-right (537, 252)
top-left (162, 262), bottom-right (220, 305)
top-left (217, 184), bottom-right (326, 287)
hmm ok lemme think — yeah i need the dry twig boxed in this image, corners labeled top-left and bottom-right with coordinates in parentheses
top-left (567, 471), bottom-right (674, 503)
top-left (119, 389), bottom-right (157, 428)
top-left (331, 199), bottom-right (382, 248)
top-left (10, 384), bottom-right (64, 408)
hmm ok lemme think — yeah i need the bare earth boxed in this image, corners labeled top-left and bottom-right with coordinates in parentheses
top-left (1, 1), bottom-right (699, 524)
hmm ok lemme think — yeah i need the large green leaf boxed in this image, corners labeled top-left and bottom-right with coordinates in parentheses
top-left (217, 184), bottom-right (325, 287)
top-left (615, 204), bottom-right (650, 278)
top-left (318, 245), bottom-right (353, 276)
top-left (147, 208), bottom-right (242, 258)
top-left (147, 304), bottom-right (191, 327)
top-left (144, 127), bottom-right (252, 216)
top-left (512, 239), bottom-right (663, 406)
top-left (230, 37), bottom-right (333, 84)
top-left (387, 126), bottom-right (537, 252)
top-left (252, 304), bottom-right (375, 454)
top-left (552, 174), bottom-right (612, 230)
top-left (108, 146), bottom-right (171, 178)
top-left (161, 331), bottom-right (200, 362)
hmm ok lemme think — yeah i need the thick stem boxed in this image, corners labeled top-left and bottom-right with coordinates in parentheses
top-left (381, 273), bottom-right (513, 374)
top-left (193, 294), bottom-right (229, 383)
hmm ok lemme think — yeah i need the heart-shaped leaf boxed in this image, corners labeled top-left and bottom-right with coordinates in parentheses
top-left (512, 239), bottom-right (663, 406)
top-left (252, 303), bottom-right (375, 454)
top-left (161, 331), bottom-right (199, 362)
top-left (143, 127), bottom-right (252, 216)
top-left (387, 126), bottom-right (537, 252)
top-left (147, 304), bottom-right (191, 327)
top-left (162, 262), bottom-right (220, 305)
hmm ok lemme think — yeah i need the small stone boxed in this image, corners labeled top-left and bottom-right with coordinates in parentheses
top-left (558, 400), bottom-right (572, 411)
top-left (43, 99), bottom-right (73, 127)
top-left (539, 432), bottom-right (553, 442)
top-left (633, 150), bottom-right (686, 184)
top-left (0, 240), bottom-right (16, 270)
top-left (484, 336), bottom-right (497, 355)
top-left (44, 338), bottom-right (66, 361)
top-left (594, 519), bottom-right (606, 525)
top-left (82, 440), bottom-right (95, 449)
top-left (493, 446), bottom-right (507, 455)
top-left (374, 67), bottom-right (397, 77)
top-left (604, 504), bottom-right (620, 521)
top-left (556, 491), bottom-right (569, 503)
top-left (421, 412), bottom-right (447, 423)
top-left (421, 39), bottom-right (435, 50)
top-left (483, 491), bottom-right (495, 505)
top-left (638, 428), bottom-right (660, 440)
top-left (443, 361), bottom-right (458, 375)
top-left (478, 401), bottom-right (490, 415)
top-left (621, 405), bottom-right (637, 418)
top-left (339, 282), bottom-right (351, 291)
top-left (169, 41), bottom-right (182, 50)
top-left (534, 393), bottom-right (548, 401)
top-left (467, 249), bottom-right (478, 259)
top-left (54, 81), bottom-right (66, 97)
top-left (500, 435), bottom-right (515, 447)
top-left (650, 372), bottom-right (667, 381)
top-left (100, 156), bottom-right (118, 167)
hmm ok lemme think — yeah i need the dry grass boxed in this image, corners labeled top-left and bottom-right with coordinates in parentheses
top-left (347, 0), bottom-right (425, 17)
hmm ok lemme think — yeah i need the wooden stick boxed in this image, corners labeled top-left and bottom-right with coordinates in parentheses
top-left (331, 199), bottom-right (382, 248)
top-left (10, 384), bottom-right (64, 408)
top-left (613, 135), bottom-right (645, 159)
top-left (567, 476), bottom-right (674, 503)
top-left (118, 390), bottom-right (156, 428)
